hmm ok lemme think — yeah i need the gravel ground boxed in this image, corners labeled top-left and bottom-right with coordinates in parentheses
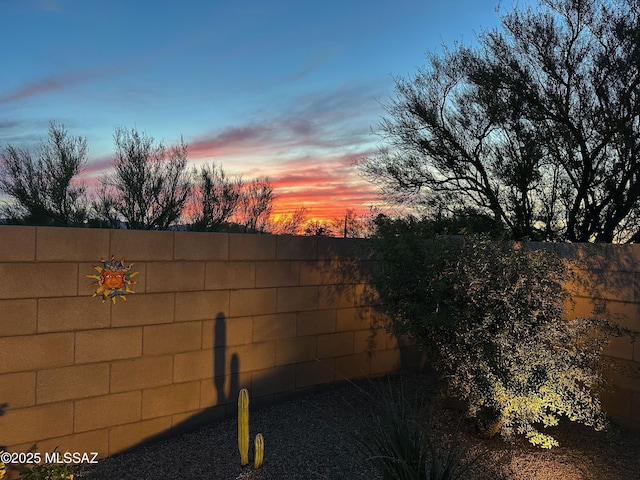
top-left (71, 371), bottom-right (640, 480)
top-left (72, 377), bottom-right (387, 480)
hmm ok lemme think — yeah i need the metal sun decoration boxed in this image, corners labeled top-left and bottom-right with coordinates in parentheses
top-left (88, 256), bottom-right (138, 303)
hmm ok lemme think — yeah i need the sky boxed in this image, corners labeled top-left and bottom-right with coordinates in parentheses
top-left (0, 0), bottom-right (533, 222)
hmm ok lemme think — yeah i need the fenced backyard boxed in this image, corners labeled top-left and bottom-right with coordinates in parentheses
top-left (0, 226), bottom-right (638, 463)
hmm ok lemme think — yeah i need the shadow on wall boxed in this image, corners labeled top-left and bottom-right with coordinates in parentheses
top-left (307, 240), bottom-right (426, 371)
top-left (214, 313), bottom-right (239, 406)
top-left (113, 312), bottom-right (242, 454)
top-left (103, 241), bottom-right (420, 461)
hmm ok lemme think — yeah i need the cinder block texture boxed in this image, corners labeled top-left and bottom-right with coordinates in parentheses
top-left (202, 315), bottom-right (253, 348)
top-left (336, 307), bottom-right (370, 332)
top-left (146, 262), bottom-right (205, 292)
top-left (0, 299), bottom-right (37, 336)
top-left (175, 291), bottom-right (229, 322)
top-left (0, 263), bottom-right (77, 299)
top-left (110, 230), bottom-right (174, 261)
top-left (276, 236), bottom-right (317, 260)
top-left (224, 342), bottom-right (276, 373)
top-left (0, 226), bottom-right (35, 261)
top-left (36, 227), bottom-right (109, 262)
top-left (275, 336), bottom-right (317, 366)
top-left (37, 364), bottom-right (110, 403)
top-left (205, 262), bottom-right (255, 289)
top-left (75, 328), bottom-right (142, 364)
top-left (32, 430), bottom-right (109, 460)
top-left (297, 310), bottom-right (336, 336)
top-left (38, 296), bottom-right (110, 332)
top-left (229, 288), bottom-right (277, 317)
top-left (0, 402), bottom-right (73, 445)
top-left (317, 332), bottom-right (354, 358)
top-left (0, 372), bottom-right (36, 408)
top-left (295, 358), bottom-right (335, 388)
top-left (110, 355), bottom-right (174, 392)
top-left (229, 234), bottom-right (276, 260)
top-left (143, 321), bottom-right (202, 355)
top-left (3, 229), bottom-right (640, 456)
top-left (174, 232), bottom-right (228, 261)
top-left (251, 365), bottom-right (296, 397)
top-left (173, 349), bottom-right (214, 383)
top-left (75, 391), bottom-right (142, 432)
top-left (277, 286), bottom-right (319, 312)
top-left (252, 313), bottom-right (297, 342)
top-left (109, 417), bottom-right (172, 455)
top-left (370, 349), bottom-right (402, 375)
top-left (256, 261), bottom-right (299, 287)
top-left (110, 293), bottom-right (174, 327)
top-left (0, 333), bottom-right (74, 374)
top-left (142, 382), bottom-right (200, 419)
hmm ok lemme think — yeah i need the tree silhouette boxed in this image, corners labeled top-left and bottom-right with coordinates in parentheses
top-left (95, 127), bottom-right (191, 230)
top-left (0, 121), bottom-right (88, 226)
top-left (189, 162), bottom-right (243, 232)
top-left (360, 0), bottom-right (640, 242)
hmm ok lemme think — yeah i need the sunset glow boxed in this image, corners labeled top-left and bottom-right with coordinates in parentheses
top-left (0, 0), bottom-right (529, 224)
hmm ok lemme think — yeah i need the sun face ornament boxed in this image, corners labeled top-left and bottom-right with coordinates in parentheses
top-left (88, 256), bottom-right (138, 303)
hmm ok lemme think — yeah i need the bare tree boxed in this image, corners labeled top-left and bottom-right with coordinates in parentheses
top-left (0, 121), bottom-right (88, 226)
top-left (268, 206), bottom-right (309, 235)
top-left (359, 0), bottom-right (640, 243)
top-left (330, 208), bottom-right (368, 238)
top-left (304, 219), bottom-right (334, 237)
top-left (95, 127), bottom-right (191, 230)
top-left (235, 176), bottom-right (274, 233)
top-left (189, 162), bottom-right (243, 232)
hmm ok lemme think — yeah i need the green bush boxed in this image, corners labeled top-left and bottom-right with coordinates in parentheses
top-left (367, 216), bottom-right (633, 448)
top-left (18, 462), bottom-right (73, 480)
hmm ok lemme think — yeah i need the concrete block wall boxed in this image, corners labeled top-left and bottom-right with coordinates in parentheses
top-left (543, 241), bottom-right (640, 427)
top-left (2, 228), bottom-right (640, 464)
top-left (0, 226), bottom-right (415, 460)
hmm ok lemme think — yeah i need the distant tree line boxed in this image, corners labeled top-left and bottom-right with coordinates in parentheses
top-left (0, 122), bottom-right (277, 233)
top-left (0, 122), bottom-right (381, 236)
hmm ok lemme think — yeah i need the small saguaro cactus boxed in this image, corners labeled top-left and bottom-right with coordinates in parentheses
top-left (254, 433), bottom-right (264, 469)
top-left (238, 388), bottom-right (250, 466)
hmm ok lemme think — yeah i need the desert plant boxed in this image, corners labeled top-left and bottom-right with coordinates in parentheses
top-left (254, 433), bottom-right (264, 469)
top-left (238, 388), bottom-right (250, 466)
top-left (367, 217), bottom-right (636, 447)
top-left (360, 378), bottom-right (483, 479)
top-left (18, 462), bottom-right (74, 480)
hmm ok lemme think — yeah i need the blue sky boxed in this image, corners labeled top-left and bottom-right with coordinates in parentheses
top-left (1, 0), bottom-right (531, 219)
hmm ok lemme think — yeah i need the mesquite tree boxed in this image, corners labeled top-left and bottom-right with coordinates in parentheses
top-left (360, 0), bottom-right (640, 242)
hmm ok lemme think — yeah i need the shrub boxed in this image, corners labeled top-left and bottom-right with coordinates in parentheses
top-left (18, 462), bottom-right (73, 480)
top-left (367, 216), bottom-right (634, 448)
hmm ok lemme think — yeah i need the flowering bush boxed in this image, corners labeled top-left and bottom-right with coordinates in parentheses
top-left (367, 216), bottom-right (634, 448)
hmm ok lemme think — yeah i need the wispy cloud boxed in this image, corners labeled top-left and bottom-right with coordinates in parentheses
top-left (285, 46), bottom-right (339, 82)
top-left (0, 64), bottom-right (120, 106)
top-left (186, 84), bottom-right (383, 218)
top-left (78, 83), bottom-right (384, 220)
